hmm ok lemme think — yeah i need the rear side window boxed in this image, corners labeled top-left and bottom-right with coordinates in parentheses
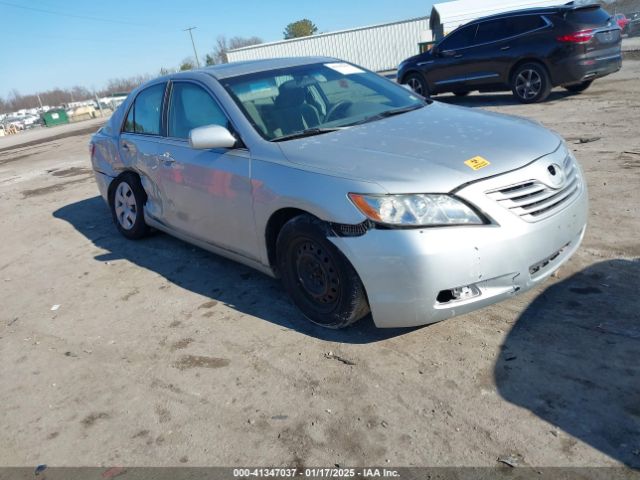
top-left (567, 7), bottom-right (611, 27)
top-left (439, 24), bottom-right (478, 51)
top-left (476, 15), bottom-right (546, 44)
top-left (475, 19), bottom-right (510, 43)
top-left (123, 83), bottom-right (166, 135)
top-left (168, 82), bottom-right (229, 139)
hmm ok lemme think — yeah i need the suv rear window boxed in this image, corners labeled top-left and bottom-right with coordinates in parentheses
top-left (476, 15), bottom-right (546, 43)
top-left (567, 6), bottom-right (611, 27)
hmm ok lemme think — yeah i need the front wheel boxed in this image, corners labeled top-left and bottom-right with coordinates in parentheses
top-left (511, 63), bottom-right (551, 103)
top-left (564, 80), bottom-right (593, 93)
top-left (276, 215), bottom-right (369, 329)
top-left (404, 72), bottom-right (430, 98)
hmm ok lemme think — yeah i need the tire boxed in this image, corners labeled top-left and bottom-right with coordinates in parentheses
top-left (276, 215), bottom-right (370, 329)
top-left (454, 91), bottom-right (470, 97)
top-left (564, 80), bottom-right (593, 93)
top-left (109, 172), bottom-right (151, 240)
top-left (403, 72), bottom-right (430, 98)
top-left (511, 63), bottom-right (551, 104)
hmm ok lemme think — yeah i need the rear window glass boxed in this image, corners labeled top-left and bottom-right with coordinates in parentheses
top-left (567, 7), bottom-right (611, 26)
top-left (476, 16), bottom-right (546, 43)
top-left (123, 83), bottom-right (166, 135)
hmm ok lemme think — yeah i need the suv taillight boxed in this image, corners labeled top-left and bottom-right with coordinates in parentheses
top-left (557, 29), bottom-right (595, 43)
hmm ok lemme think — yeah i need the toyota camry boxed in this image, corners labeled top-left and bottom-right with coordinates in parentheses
top-left (90, 57), bottom-right (588, 328)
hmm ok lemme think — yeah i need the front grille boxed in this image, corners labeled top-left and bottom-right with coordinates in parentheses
top-left (486, 155), bottom-right (581, 222)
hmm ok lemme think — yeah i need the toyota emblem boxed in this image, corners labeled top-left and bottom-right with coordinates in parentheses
top-left (547, 164), bottom-right (565, 189)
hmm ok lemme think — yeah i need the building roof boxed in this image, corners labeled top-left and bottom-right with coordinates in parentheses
top-left (227, 17), bottom-right (430, 54)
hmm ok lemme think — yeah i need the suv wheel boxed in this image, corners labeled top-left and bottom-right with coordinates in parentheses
top-left (564, 80), bottom-right (593, 93)
top-left (276, 215), bottom-right (370, 329)
top-left (109, 172), bottom-right (151, 240)
top-left (404, 72), bottom-right (429, 97)
top-left (511, 63), bottom-right (551, 104)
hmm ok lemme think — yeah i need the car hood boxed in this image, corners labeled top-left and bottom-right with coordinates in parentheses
top-left (277, 102), bottom-right (562, 193)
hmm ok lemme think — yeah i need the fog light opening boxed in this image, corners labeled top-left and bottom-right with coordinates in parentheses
top-left (437, 284), bottom-right (481, 304)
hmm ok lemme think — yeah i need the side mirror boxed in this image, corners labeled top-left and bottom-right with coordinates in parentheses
top-left (189, 124), bottom-right (237, 150)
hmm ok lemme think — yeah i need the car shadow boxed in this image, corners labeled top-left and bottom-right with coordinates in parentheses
top-left (495, 259), bottom-right (640, 467)
top-left (436, 90), bottom-right (578, 107)
top-left (53, 196), bottom-right (417, 344)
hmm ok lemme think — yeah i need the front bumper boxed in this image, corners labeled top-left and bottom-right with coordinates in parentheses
top-left (330, 150), bottom-right (588, 328)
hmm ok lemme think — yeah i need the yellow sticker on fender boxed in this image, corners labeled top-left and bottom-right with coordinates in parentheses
top-left (464, 156), bottom-right (491, 171)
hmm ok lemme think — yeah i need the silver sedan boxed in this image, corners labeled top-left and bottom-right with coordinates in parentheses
top-left (90, 57), bottom-right (588, 328)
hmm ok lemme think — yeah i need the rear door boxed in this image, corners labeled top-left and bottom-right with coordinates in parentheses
top-left (472, 15), bottom-right (551, 86)
top-left (157, 80), bottom-right (258, 258)
top-left (119, 82), bottom-right (168, 223)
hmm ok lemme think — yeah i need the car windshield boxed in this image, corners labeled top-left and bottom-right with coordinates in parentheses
top-left (222, 62), bottom-right (426, 141)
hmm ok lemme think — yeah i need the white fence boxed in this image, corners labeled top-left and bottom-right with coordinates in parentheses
top-left (227, 17), bottom-right (431, 72)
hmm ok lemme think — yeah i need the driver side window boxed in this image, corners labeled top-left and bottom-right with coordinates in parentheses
top-left (168, 82), bottom-right (229, 140)
top-left (439, 24), bottom-right (479, 51)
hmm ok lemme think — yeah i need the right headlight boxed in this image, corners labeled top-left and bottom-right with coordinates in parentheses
top-left (348, 193), bottom-right (485, 227)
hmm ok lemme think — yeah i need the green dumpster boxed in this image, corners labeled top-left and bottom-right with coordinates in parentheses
top-left (41, 109), bottom-right (69, 127)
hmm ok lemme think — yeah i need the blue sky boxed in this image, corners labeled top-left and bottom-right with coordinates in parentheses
top-left (0, 0), bottom-right (435, 98)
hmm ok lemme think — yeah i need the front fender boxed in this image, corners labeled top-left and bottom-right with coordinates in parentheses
top-left (250, 158), bottom-right (385, 265)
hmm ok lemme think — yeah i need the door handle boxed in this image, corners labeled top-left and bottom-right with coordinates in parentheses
top-left (501, 45), bottom-right (511, 51)
top-left (162, 152), bottom-right (176, 164)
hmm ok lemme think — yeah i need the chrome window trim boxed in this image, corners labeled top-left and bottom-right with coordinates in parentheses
top-left (434, 72), bottom-right (500, 86)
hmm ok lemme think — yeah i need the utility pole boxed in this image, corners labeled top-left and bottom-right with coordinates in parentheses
top-left (184, 27), bottom-right (201, 68)
top-left (36, 94), bottom-right (43, 110)
top-left (94, 90), bottom-right (105, 118)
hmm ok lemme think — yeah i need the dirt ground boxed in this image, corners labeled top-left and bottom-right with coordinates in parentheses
top-left (1, 61), bottom-right (639, 469)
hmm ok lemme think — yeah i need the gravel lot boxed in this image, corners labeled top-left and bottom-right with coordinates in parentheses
top-left (1, 61), bottom-right (639, 468)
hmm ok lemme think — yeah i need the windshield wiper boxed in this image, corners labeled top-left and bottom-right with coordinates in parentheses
top-left (272, 127), bottom-right (346, 142)
top-left (346, 104), bottom-right (426, 127)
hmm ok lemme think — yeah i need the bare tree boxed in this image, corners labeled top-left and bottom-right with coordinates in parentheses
top-left (206, 35), bottom-right (262, 65)
top-left (179, 57), bottom-right (196, 71)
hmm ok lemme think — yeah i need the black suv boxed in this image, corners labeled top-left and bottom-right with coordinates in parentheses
top-left (398, 4), bottom-right (622, 103)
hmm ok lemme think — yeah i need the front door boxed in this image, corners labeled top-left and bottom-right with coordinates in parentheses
top-left (428, 24), bottom-right (479, 92)
top-left (157, 81), bottom-right (258, 259)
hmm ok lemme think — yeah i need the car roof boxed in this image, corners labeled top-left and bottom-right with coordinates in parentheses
top-left (463, 2), bottom-right (602, 24)
top-left (129, 57), bottom-right (343, 98)
top-left (199, 56), bottom-right (339, 80)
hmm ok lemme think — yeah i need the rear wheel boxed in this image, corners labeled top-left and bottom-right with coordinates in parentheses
top-left (109, 172), bottom-right (151, 240)
top-left (404, 72), bottom-right (430, 98)
top-left (511, 63), bottom-right (551, 103)
top-left (276, 215), bottom-right (369, 329)
top-left (564, 80), bottom-right (593, 93)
